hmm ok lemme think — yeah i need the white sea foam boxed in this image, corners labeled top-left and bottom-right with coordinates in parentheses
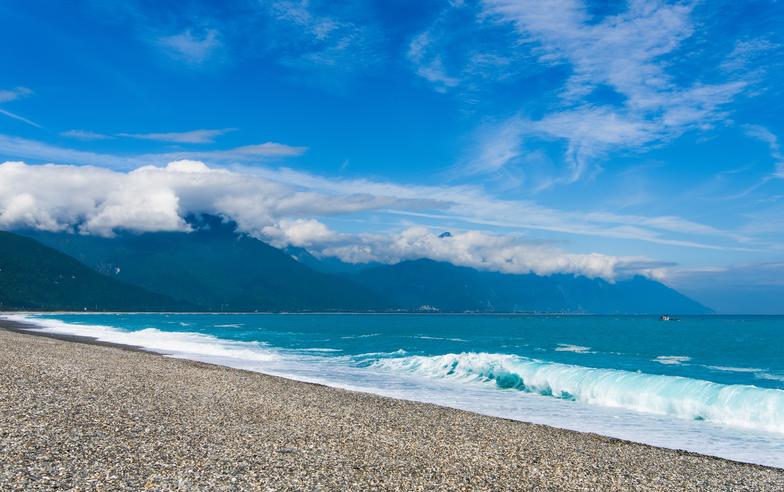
top-left (214, 324), bottom-right (244, 328)
top-left (705, 365), bottom-right (763, 373)
top-left (6, 314), bottom-right (279, 363)
top-left (7, 314), bottom-right (784, 468)
top-left (299, 348), bottom-right (343, 352)
top-left (340, 333), bottom-right (380, 339)
top-left (653, 355), bottom-right (691, 365)
top-left (415, 336), bottom-right (468, 342)
top-left (756, 373), bottom-right (784, 383)
top-left (355, 349), bottom-right (408, 358)
top-left (554, 344), bottom-right (593, 354)
top-left (373, 352), bottom-right (784, 434)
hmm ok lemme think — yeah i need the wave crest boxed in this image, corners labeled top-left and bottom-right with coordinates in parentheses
top-left (373, 352), bottom-right (784, 434)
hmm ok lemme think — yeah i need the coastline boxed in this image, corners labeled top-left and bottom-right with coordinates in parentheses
top-left (1, 310), bottom-right (741, 316)
top-left (1, 322), bottom-right (782, 490)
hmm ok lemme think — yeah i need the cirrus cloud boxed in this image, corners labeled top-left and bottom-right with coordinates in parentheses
top-left (156, 28), bottom-right (222, 65)
top-left (0, 87), bottom-right (33, 103)
top-left (116, 128), bottom-right (236, 144)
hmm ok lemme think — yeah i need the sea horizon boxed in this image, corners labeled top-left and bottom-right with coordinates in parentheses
top-left (6, 310), bottom-right (784, 316)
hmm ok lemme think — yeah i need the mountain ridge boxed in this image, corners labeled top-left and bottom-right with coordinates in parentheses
top-left (10, 217), bottom-right (711, 314)
top-left (16, 217), bottom-right (386, 312)
top-left (0, 231), bottom-right (193, 311)
top-left (349, 258), bottom-right (711, 314)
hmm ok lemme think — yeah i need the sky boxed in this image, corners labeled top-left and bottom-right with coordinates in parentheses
top-left (1, 0), bottom-right (783, 313)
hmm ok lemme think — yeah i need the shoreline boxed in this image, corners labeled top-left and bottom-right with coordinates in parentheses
top-left (0, 317), bottom-right (155, 354)
top-left (8, 310), bottom-right (775, 316)
top-left (4, 317), bottom-right (784, 466)
top-left (1, 321), bottom-right (783, 489)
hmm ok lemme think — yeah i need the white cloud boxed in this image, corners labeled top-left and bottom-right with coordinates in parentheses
top-left (116, 128), bottom-right (235, 144)
top-left (0, 87), bottom-right (41, 128)
top-left (531, 108), bottom-right (655, 183)
top-left (0, 109), bottom-right (43, 129)
top-left (262, 218), bottom-right (337, 247)
top-left (0, 160), bottom-right (421, 237)
top-left (0, 159), bottom-right (758, 279)
top-left (0, 87), bottom-right (32, 103)
top-left (497, 82), bottom-right (743, 184)
top-left (261, 219), bottom-right (661, 280)
top-left (0, 134), bottom-right (306, 169)
top-left (219, 142), bottom-right (306, 157)
top-left (147, 142), bottom-right (308, 164)
top-left (406, 5), bottom-right (526, 99)
top-left (482, 0), bottom-right (695, 106)
top-left (0, 135), bottom-right (136, 168)
top-left (737, 125), bottom-right (784, 186)
top-left (265, 0), bottom-right (376, 75)
top-left (745, 125), bottom-right (784, 172)
top-left (461, 118), bottom-right (526, 175)
top-left (408, 32), bottom-right (461, 92)
top-left (156, 28), bottom-right (222, 65)
top-left (60, 130), bottom-right (113, 141)
top-left (241, 162), bottom-right (748, 250)
top-left (428, 1), bottom-right (749, 182)
top-left (464, 110), bottom-right (658, 183)
top-left (721, 38), bottom-right (781, 75)
top-left (0, 161), bottom-right (183, 235)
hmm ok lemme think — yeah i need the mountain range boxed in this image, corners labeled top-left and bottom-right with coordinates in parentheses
top-left (350, 258), bottom-right (708, 314)
top-left (17, 216), bottom-right (385, 312)
top-left (0, 231), bottom-right (191, 311)
top-left (3, 216), bottom-right (711, 314)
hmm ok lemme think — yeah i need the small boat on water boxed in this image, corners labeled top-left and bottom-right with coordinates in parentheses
top-left (659, 315), bottom-right (679, 321)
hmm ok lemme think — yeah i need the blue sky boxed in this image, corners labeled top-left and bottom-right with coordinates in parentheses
top-left (1, 0), bottom-right (783, 312)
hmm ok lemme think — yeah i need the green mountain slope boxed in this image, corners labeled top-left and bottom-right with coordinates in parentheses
top-left (351, 259), bottom-right (711, 314)
top-left (20, 217), bottom-right (386, 312)
top-left (0, 231), bottom-right (192, 311)
top-left (15, 217), bottom-right (710, 314)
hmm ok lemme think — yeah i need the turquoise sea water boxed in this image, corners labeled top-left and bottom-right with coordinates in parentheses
top-left (10, 313), bottom-right (784, 468)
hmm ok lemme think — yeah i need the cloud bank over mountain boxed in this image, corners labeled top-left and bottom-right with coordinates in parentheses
top-left (0, 159), bottom-right (664, 280)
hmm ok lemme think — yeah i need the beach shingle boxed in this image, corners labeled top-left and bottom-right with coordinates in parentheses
top-left (1, 326), bottom-right (782, 491)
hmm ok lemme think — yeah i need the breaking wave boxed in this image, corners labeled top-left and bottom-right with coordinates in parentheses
top-left (372, 352), bottom-right (784, 434)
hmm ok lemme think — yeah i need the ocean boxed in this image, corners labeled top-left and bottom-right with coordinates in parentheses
top-left (8, 313), bottom-right (784, 468)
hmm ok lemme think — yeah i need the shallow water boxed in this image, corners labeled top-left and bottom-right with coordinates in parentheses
top-left (10, 313), bottom-right (784, 468)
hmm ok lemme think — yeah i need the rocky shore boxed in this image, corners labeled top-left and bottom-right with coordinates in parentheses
top-left (1, 324), bottom-right (782, 491)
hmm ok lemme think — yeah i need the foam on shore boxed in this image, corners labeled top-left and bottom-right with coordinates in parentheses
top-left (6, 313), bottom-right (784, 468)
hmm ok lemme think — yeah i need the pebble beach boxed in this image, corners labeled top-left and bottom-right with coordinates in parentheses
top-left (1, 322), bottom-right (783, 491)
